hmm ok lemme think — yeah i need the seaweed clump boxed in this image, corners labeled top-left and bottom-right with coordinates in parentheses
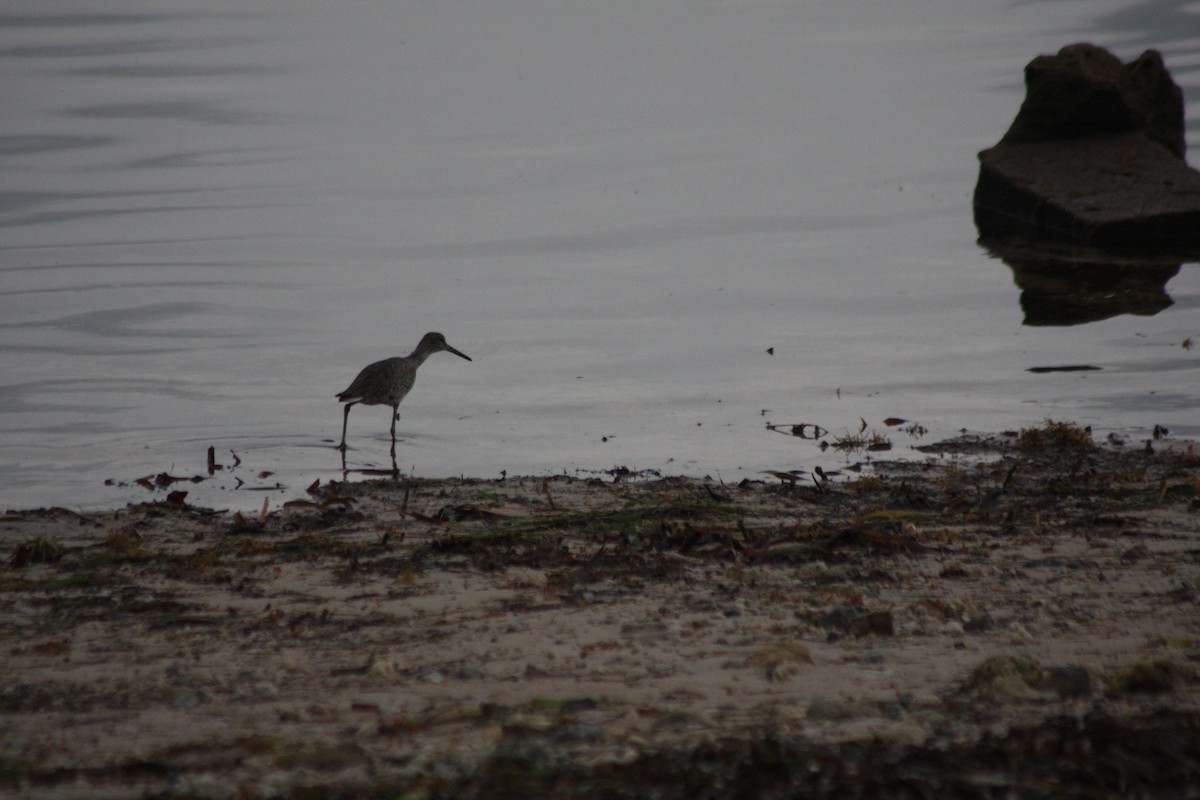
top-left (1017, 419), bottom-right (1095, 452)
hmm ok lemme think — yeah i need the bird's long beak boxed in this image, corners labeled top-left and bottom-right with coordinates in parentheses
top-left (446, 344), bottom-right (472, 361)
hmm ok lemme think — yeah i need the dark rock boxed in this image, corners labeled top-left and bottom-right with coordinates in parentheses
top-left (961, 654), bottom-right (1042, 697)
top-left (963, 613), bottom-right (992, 633)
top-left (1040, 665), bottom-right (1093, 698)
top-left (550, 721), bottom-right (604, 745)
top-left (1120, 544), bottom-right (1151, 563)
top-left (938, 563), bottom-right (971, 579)
top-left (976, 135), bottom-right (1200, 244)
top-left (1000, 44), bottom-right (1183, 156)
top-left (846, 610), bottom-right (895, 637)
top-left (560, 697), bottom-right (599, 714)
top-left (817, 605), bottom-right (867, 632)
top-left (1110, 659), bottom-right (1197, 694)
top-left (974, 43), bottom-right (1200, 248)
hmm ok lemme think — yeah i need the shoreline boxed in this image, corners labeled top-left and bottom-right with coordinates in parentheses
top-left (3, 427), bottom-right (1199, 798)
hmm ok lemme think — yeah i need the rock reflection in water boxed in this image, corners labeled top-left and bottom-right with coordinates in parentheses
top-left (978, 233), bottom-right (1183, 327)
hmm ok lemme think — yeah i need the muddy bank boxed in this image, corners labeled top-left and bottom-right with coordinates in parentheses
top-left (3, 427), bottom-right (1199, 798)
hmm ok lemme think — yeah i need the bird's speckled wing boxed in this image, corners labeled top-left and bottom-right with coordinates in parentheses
top-left (336, 357), bottom-right (414, 406)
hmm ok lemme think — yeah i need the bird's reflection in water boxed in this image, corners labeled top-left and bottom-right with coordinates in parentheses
top-left (339, 444), bottom-right (401, 481)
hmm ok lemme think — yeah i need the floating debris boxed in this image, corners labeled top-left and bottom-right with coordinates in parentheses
top-left (1027, 364), bottom-right (1102, 373)
top-left (765, 422), bottom-right (827, 440)
top-left (135, 472), bottom-right (206, 492)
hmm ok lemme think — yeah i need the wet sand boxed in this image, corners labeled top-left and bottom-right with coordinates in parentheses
top-left (3, 429), bottom-right (1199, 798)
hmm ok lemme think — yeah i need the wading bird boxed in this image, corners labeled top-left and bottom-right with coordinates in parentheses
top-left (336, 332), bottom-right (471, 451)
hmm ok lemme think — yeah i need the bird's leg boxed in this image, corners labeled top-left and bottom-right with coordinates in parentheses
top-left (390, 404), bottom-right (399, 446)
top-left (339, 403), bottom-right (355, 451)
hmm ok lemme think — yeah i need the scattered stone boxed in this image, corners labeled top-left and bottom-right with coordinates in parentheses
top-left (1121, 544), bottom-right (1150, 563)
top-left (1040, 665), bottom-right (1093, 698)
top-left (1165, 583), bottom-right (1198, 603)
top-left (963, 613), bottom-right (993, 633)
top-left (457, 664), bottom-right (487, 681)
top-left (806, 697), bottom-right (872, 722)
top-left (560, 697), bottom-right (599, 714)
top-left (523, 664), bottom-right (552, 680)
top-left (962, 655), bottom-right (1043, 700)
top-left (1110, 659), bottom-right (1197, 695)
top-left (651, 710), bottom-right (713, 734)
top-left (620, 621), bottom-right (671, 640)
top-left (744, 643), bottom-right (813, 682)
top-left (479, 702), bottom-right (512, 724)
top-left (365, 653), bottom-right (395, 677)
top-left (847, 611), bottom-right (895, 638)
top-left (817, 605), bottom-right (867, 632)
top-left (549, 721), bottom-right (604, 745)
top-left (939, 562), bottom-right (971, 579)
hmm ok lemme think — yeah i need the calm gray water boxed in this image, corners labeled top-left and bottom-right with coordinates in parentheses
top-left (3, 0), bottom-right (1200, 511)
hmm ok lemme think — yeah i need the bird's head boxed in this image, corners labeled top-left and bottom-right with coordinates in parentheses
top-left (418, 331), bottom-right (472, 361)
